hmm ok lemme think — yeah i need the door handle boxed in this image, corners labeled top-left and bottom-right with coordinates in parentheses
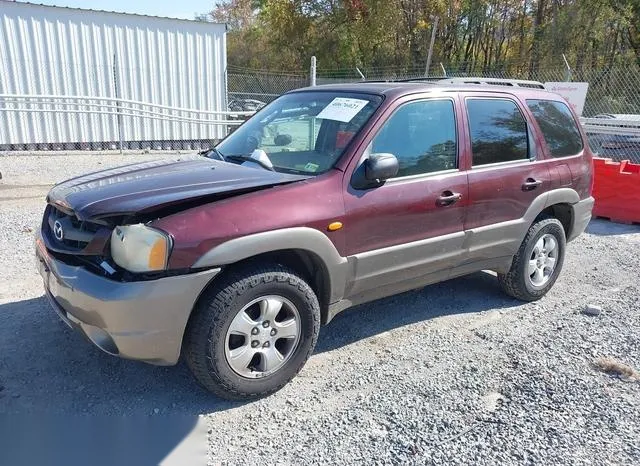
top-left (522, 178), bottom-right (543, 191)
top-left (436, 190), bottom-right (462, 206)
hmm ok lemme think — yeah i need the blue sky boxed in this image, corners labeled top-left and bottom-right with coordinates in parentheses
top-left (21, 0), bottom-right (213, 20)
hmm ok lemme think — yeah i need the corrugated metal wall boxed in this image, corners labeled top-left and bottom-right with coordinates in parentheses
top-left (0, 2), bottom-right (227, 149)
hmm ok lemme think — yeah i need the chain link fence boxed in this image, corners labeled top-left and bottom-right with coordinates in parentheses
top-left (229, 61), bottom-right (640, 163)
top-left (227, 65), bottom-right (310, 106)
top-left (3, 57), bottom-right (639, 162)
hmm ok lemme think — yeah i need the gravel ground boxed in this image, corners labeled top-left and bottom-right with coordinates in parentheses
top-left (0, 153), bottom-right (639, 465)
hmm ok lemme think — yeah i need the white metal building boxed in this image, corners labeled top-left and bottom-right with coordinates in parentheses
top-left (0, 1), bottom-right (228, 150)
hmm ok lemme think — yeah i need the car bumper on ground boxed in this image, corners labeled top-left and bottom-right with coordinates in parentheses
top-left (35, 238), bottom-right (220, 365)
top-left (569, 196), bottom-right (595, 242)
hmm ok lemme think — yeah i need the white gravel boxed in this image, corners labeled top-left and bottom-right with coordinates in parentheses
top-left (1, 153), bottom-right (639, 465)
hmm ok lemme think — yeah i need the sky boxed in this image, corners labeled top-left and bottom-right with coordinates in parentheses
top-left (20, 0), bottom-right (213, 20)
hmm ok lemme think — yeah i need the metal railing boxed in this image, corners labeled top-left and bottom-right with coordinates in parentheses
top-left (0, 94), bottom-right (253, 152)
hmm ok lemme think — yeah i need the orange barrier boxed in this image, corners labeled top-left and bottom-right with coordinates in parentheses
top-left (592, 158), bottom-right (640, 224)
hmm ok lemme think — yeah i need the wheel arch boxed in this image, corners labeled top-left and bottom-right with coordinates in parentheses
top-left (218, 249), bottom-right (333, 324)
top-left (192, 227), bottom-right (349, 324)
top-left (535, 203), bottom-right (573, 239)
top-left (532, 188), bottom-right (580, 240)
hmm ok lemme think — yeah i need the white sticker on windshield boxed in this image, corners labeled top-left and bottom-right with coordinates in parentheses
top-left (316, 98), bottom-right (369, 123)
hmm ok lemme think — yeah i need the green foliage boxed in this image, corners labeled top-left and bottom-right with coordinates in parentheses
top-left (201, 0), bottom-right (640, 73)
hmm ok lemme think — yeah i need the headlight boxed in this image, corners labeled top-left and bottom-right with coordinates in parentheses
top-left (110, 224), bottom-right (171, 273)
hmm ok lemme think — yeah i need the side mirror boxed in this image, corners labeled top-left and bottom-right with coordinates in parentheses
top-left (274, 134), bottom-right (293, 146)
top-left (351, 153), bottom-right (399, 190)
top-left (365, 153), bottom-right (399, 181)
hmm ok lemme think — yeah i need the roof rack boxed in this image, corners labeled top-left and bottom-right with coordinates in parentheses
top-left (360, 76), bottom-right (444, 84)
top-left (436, 77), bottom-right (545, 89)
top-left (354, 76), bottom-right (546, 89)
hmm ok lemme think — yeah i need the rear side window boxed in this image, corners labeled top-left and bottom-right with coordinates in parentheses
top-left (526, 100), bottom-right (583, 157)
top-left (466, 99), bottom-right (529, 166)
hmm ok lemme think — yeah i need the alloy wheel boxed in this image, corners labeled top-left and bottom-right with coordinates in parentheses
top-left (528, 233), bottom-right (559, 288)
top-left (224, 295), bottom-right (301, 378)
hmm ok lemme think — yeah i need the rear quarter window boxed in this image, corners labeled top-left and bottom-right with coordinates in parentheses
top-left (526, 100), bottom-right (584, 157)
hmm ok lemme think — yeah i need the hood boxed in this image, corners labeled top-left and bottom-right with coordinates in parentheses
top-left (47, 157), bottom-right (308, 220)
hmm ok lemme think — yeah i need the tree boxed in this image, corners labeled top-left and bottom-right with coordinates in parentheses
top-left (196, 0), bottom-right (640, 74)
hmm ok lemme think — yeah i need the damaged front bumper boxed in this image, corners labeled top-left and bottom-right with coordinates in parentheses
top-left (36, 237), bottom-right (219, 365)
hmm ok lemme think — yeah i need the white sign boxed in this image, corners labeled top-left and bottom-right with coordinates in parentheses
top-left (317, 98), bottom-right (369, 123)
top-left (544, 82), bottom-right (589, 116)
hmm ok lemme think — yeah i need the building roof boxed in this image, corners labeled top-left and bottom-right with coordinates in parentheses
top-left (15, 2), bottom-right (226, 25)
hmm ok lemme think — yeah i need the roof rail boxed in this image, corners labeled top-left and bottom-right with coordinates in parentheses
top-left (436, 77), bottom-right (545, 89)
top-left (352, 76), bottom-right (546, 89)
top-left (359, 76), bottom-right (444, 84)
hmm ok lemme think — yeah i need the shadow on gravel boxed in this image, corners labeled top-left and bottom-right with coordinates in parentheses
top-left (0, 416), bottom-right (206, 466)
top-left (0, 271), bottom-right (519, 416)
top-left (316, 270), bottom-right (521, 354)
top-left (0, 296), bottom-right (245, 416)
top-left (586, 218), bottom-right (640, 236)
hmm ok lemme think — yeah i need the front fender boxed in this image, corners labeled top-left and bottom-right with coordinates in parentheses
top-left (192, 227), bottom-right (349, 303)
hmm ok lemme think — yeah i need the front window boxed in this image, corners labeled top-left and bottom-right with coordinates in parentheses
top-left (216, 91), bottom-right (383, 175)
top-left (371, 99), bottom-right (457, 177)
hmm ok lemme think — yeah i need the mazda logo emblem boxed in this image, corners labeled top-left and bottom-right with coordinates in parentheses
top-left (53, 220), bottom-right (64, 241)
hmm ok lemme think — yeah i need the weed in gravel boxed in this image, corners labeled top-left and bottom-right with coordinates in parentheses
top-left (593, 357), bottom-right (640, 381)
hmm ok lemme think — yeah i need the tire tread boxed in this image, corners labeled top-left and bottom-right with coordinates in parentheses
top-left (183, 264), bottom-right (320, 400)
top-left (498, 218), bottom-right (566, 301)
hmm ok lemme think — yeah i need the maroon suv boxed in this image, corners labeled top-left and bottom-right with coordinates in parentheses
top-left (36, 82), bottom-right (594, 399)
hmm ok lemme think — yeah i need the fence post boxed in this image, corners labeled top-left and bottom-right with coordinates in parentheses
top-left (424, 16), bottom-right (439, 77)
top-left (310, 56), bottom-right (317, 86)
top-left (112, 53), bottom-right (124, 153)
top-left (562, 53), bottom-right (572, 82)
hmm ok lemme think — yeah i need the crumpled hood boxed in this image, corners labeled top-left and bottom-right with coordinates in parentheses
top-left (47, 157), bottom-right (307, 220)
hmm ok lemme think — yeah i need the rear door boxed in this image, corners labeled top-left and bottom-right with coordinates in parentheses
top-left (342, 95), bottom-right (469, 300)
top-left (461, 93), bottom-right (552, 262)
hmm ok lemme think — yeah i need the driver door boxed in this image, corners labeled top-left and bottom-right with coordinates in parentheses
top-left (342, 96), bottom-right (469, 300)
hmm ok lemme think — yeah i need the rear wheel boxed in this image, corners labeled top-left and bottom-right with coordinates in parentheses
top-left (183, 264), bottom-right (320, 400)
top-left (498, 218), bottom-right (566, 301)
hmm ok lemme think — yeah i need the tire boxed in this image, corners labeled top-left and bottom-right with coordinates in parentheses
top-left (183, 263), bottom-right (320, 400)
top-left (498, 218), bottom-right (566, 301)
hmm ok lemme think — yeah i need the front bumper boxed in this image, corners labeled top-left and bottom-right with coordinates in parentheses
top-left (568, 196), bottom-right (595, 242)
top-left (36, 239), bottom-right (220, 365)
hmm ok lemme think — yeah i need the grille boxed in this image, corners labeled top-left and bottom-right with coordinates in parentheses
top-left (46, 205), bottom-right (104, 252)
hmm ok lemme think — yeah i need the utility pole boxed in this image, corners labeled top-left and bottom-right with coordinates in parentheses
top-left (425, 16), bottom-right (439, 77)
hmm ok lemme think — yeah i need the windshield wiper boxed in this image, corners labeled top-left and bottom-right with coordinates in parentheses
top-left (225, 155), bottom-right (275, 171)
top-left (204, 147), bottom-right (225, 161)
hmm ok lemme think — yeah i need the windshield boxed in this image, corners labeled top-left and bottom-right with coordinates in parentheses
top-left (215, 91), bottom-right (383, 175)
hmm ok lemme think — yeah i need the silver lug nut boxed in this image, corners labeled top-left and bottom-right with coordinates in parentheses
top-left (263, 341), bottom-right (270, 348)
top-left (270, 328), bottom-right (277, 336)
top-left (262, 321), bottom-right (270, 328)
top-left (251, 340), bottom-right (260, 348)
top-left (251, 327), bottom-right (259, 335)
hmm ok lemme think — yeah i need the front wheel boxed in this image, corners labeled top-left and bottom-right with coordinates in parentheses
top-left (183, 264), bottom-right (320, 400)
top-left (498, 218), bottom-right (566, 301)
